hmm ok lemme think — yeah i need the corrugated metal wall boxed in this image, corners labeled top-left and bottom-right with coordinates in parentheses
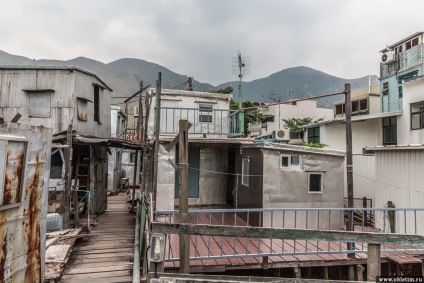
top-left (374, 150), bottom-right (424, 234)
top-left (349, 155), bottom-right (376, 201)
top-left (0, 123), bottom-right (52, 282)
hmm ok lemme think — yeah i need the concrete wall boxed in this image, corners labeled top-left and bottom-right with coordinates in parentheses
top-left (320, 119), bottom-right (383, 154)
top-left (262, 149), bottom-right (344, 230)
top-left (156, 142), bottom-right (229, 211)
top-left (147, 89), bottom-right (232, 139)
top-left (398, 78), bottom-right (424, 144)
top-left (261, 100), bottom-right (333, 138)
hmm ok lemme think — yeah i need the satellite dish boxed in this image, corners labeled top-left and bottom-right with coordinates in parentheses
top-left (382, 54), bottom-right (388, 62)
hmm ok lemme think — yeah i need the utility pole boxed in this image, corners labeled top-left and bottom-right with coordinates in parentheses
top-left (178, 119), bottom-right (190, 274)
top-left (345, 83), bottom-right (355, 280)
top-left (188, 77), bottom-right (193, 91)
top-left (136, 81), bottom-right (143, 141)
top-left (152, 72), bottom-right (162, 211)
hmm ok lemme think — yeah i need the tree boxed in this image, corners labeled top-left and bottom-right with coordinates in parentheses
top-left (231, 100), bottom-right (262, 135)
top-left (212, 86), bottom-right (234, 94)
top-left (282, 117), bottom-right (324, 133)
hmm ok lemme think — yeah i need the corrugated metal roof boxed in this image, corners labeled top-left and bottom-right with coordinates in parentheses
top-left (0, 65), bottom-right (113, 91)
top-left (367, 144), bottom-right (424, 151)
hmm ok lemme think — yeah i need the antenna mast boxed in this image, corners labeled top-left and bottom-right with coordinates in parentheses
top-left (233, 50), bottom-right (250, 108)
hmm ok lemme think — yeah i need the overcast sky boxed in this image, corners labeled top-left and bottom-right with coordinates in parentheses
top-left (0, 0), bottom-right (422, 85)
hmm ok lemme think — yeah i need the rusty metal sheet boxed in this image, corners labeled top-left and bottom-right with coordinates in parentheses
top-left (0, 123), bottom-right (52, 283)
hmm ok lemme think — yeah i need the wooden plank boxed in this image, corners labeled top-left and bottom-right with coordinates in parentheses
top-left (63, 264), bottom-right (133, 275)
top-left (67, 256), bottom-right (133, 265)
top-left (152, 222), bottom-right (424, 246)
top-left (60, 270), bottom-right (132, 281)
top-left (384, 252), bottom-right (422, 264)
top-left (61, 276), bottom-right (132, 283)
top-left (70, 252), bottom-right (133, 259)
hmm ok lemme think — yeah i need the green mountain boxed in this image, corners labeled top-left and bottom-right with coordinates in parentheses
top-left (0, 50), bottom-right (378, 109)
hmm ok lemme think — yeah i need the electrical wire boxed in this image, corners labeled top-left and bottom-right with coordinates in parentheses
top-left (352, 172), bottom-right (424, 195)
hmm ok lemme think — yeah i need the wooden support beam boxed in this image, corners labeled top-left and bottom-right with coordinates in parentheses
top-left (178, 119), bottom-right (190, 274)
top-left (367, 243), bottom-right (381, 281)
top-left (294, 267), bottom-right (301, 278)
top-left (152, 222), bottom-right (424, 246)
top-left (323, 266), bottom-right (328, 280)
top-left (356, 265), bottom-right (364, 281)
top-left (348, 265), bottom-right (355, 281)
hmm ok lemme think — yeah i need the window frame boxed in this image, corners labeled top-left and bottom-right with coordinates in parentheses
top-left (280, 154), bottom-right (301, 170)
top-left (308, 127), bottom-right (320, 144)
top-left (382, 117), bottom-right (397, 145)
top-left (411, 101), bottom-right (424, 130)
top-left (198, 103), bottom-right (214, 124)
top-left (130, 152), bottom-right (136, 163)
top-left (94, 85), bottom-right (101, 123)
top-left (241, 157), bottom-right (250, 187)
top-left (0, 136), bottom-right (27, 210)
top-left (308, 172), bottom-right (323, 194)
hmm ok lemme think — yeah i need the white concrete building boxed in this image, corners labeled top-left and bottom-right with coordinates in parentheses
top-left (252, 100), bottom-right (333, 142)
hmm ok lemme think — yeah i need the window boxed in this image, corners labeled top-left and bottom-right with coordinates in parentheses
top-left (94, 85), bottom-right (100, 123)
top-left (290, 131), bottom-right (304, 140)
top-left (0, 139), bottom-right (27, 208)
top-left (352, 101), bottom-right (359, 112)
top-left (241, 157), bottom-right (250, 186)
top-left (308, 127), bottom-right (320, 143)
top-left (27, 91), bottom-right (53, 118)
top-left (359, 99), bottom-right (368, 111)
top-left (280, 154), bottom-right (301, 170)
top-left (335, 104), bottom-right (343, 115)
top-left (406, 41), bottom-right (412, 50)
top-left (198, 104), bottom-right (213, 123)
top-left (412, 37), bottom-right (419, 47)
top-left (130, 152), bottom-right (136, 163)
top-left (77, 97), bottom-right (90, 121)
top-left (308, 173), bottom-right (323, 193)
top-left (382, 82), bottom-right (389, 95)
top-left (116, 151), bottom-right (121, 164)
top-left (411, 101), bottom-right (424, 130)
top-left (383, 117), bottom-right (397, 145)
top-left (398, 45), bottom-right (403, 53)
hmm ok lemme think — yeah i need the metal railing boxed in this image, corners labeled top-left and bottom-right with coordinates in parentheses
top-left (154, 207), bottom-right (424, 262)
top-left (160, 107), bottom-right (243, 136)
top-left (380, 44), bottom-right (423, 78)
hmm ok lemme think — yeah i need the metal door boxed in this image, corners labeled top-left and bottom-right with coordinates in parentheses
top-left (175, 146), bottom-right (200, 198)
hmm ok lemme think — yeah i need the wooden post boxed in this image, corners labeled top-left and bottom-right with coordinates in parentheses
top-left (131, 149), bottom-right (139, 212)
top-left (363, 197), bottom-right (368, 225)
top-left (152, 72), bottom-right (161, 211)
top-left (124, 102), bottom-right (128, 139)
top-left (356, 265), bottom-right (365, 281)
top-left (345, 83), bottom-right (355, 256)
top-left (141, 90), bottom-right (151, 194)
top-left (323, 266), bottom-right (328, 280)
top-left (73, 186), bottom-right (79, 227)
top-left (388, 201), bottom-right (396, 233)
top-left (367, 243), bottom-right (381, 281)
top-left (63, 125), bottom-right (73, 228)
top-left (293, 267), bottom-right (301, 278)
top-left (178, 119), bottom-right (190, 274)
top-left (348, 265), bottom-right (355, 281)
top-left (136, 81), bottom-right (143, 141)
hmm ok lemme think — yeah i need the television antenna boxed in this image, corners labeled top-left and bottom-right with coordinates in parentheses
top-left (232, 50), bottom-right (251, 108)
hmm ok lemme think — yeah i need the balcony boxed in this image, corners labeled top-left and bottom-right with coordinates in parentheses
top-left (381, 45), bottom-right (423, 78)
top-left (159, 107), bottom-right (244, 137)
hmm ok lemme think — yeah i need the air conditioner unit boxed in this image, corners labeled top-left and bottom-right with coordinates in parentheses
top-left (134, 106), bottom-right (139, 117)
top-left (273, 129), bottom-right (289, 141)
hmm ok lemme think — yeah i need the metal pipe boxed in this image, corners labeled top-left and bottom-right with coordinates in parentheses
top-left (133, 201), bottom-right (140, 283)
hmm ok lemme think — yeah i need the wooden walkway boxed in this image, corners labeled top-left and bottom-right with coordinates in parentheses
top-left (156, 211), bottom-right (424, 271)
top-left (60, 195), bottom-right (135, 282)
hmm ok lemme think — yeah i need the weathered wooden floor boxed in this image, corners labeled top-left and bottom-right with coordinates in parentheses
top-left (60, 194), bottom-right (135, 283)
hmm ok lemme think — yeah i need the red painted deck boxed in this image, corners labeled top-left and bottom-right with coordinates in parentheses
top-left (155, 211), bottom-right (424, 270)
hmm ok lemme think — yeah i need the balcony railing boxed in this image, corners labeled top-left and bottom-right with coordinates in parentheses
top-left (154, 207), bottom-right (424, 262)
top-left (381, 45), bottom-right (423, 78)
top-left (160, 107), bottom-right (244, 136)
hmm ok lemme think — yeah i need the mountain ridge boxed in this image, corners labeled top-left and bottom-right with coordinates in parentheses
top-left (0, 50), bottom-right (378, 108)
